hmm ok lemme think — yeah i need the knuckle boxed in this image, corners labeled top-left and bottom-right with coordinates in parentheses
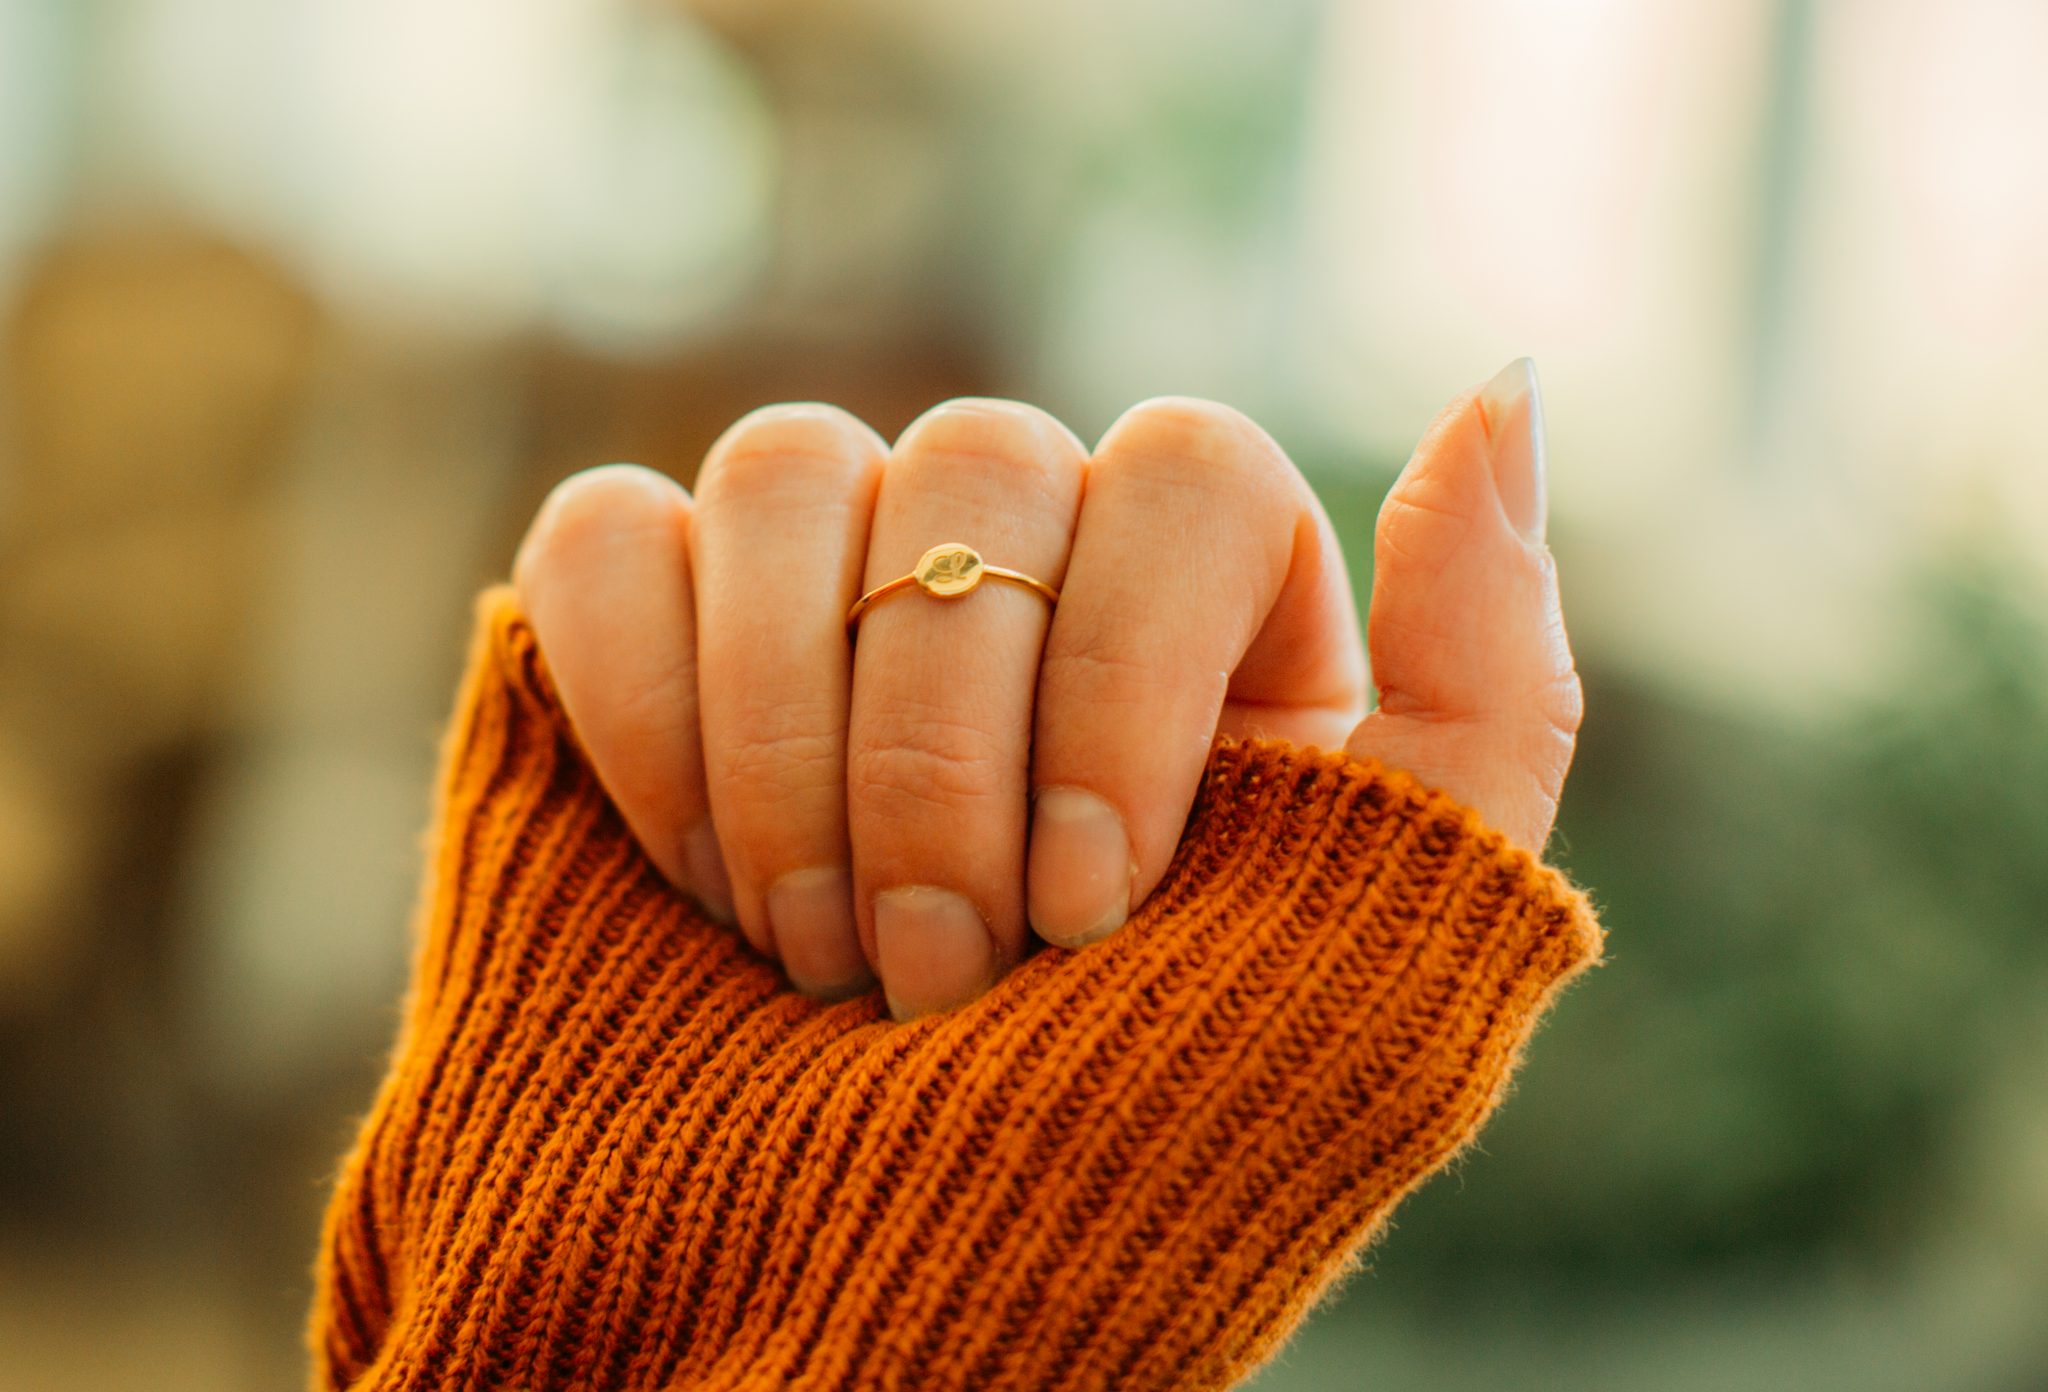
top-left (698, 403), bottom-right (883, 506)
top-left (598, 638), bottom-right (704, 741)
top-left (847, 711), bottom-right (1011, 825)
top-left (1040, 633), bottom-right (1181, 710)
top-left (1374, 485), bottom-right (1476, 576)
top-left (1102, 395), bottom-right (1266, 462)
top-left (895, 398), bottom-right (1084, 490)
top-left (1097, 396), bottom-right (1298, 507)
top-left (601, 649), bottom-right (701, 745)
top-left (1534, 668), bottom-right (1585, 739)
top-left (1388, 667), bottom-right (1584, 746)
top-left (715, 702), bottom-right (845, 799)
top-left (1112, 394), bottom-right (1258, 446)
top-left (515, 463), bottom-right (687, 584)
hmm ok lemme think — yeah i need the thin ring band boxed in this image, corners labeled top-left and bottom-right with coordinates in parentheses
top-left (846, 542), bottom-right (1059, 633)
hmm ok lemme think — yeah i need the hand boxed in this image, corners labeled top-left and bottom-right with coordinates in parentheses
top-left (510, 360), bottom-right (1579, 1018)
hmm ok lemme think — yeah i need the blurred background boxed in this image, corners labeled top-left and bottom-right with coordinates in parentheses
top-left (2, 0), bottom-right (2045, 1388)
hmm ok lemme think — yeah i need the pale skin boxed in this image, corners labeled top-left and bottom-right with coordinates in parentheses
top-left (512, 359), bottom-right (1581, 1019)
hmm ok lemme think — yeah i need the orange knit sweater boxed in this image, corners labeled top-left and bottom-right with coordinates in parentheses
top-left (307, 585), bottom-right (1605, 1391)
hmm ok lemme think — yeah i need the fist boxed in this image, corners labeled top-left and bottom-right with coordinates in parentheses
top-left (511, 363), bottom-right (1579, 1018)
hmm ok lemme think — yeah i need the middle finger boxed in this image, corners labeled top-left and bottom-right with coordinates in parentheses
top-left (692, 403), bottom-right (889, 996)
top-left (848, 399), bottom-right (1086, 1019)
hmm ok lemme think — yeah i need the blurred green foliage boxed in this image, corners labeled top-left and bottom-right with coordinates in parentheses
top-left (1257, 474), bottom-right (2048, 1387)
top-left (1353, 525), bottom-right (2048, 1287)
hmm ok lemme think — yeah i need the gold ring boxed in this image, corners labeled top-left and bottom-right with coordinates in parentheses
top-left (846, 542), bottom-right (1059, 633)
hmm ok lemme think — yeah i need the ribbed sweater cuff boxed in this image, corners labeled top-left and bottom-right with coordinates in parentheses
top-left (309, 584), bottom-right (1604, 1392)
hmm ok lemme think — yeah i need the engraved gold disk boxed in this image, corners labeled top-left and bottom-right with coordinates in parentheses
top-left (914, 543), bottom-right (985, 597)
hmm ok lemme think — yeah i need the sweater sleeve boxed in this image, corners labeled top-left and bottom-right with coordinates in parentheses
top-left (308, 584), bottom-right (1604, 1392)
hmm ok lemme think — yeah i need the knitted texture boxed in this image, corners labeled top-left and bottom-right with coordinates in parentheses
top-left (309, 585), bottom-right (1605, 1391)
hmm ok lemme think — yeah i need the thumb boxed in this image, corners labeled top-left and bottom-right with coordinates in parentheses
top-left (1344, 358), bottom-right (1582, 854)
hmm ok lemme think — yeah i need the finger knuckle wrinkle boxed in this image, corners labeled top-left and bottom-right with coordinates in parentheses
top-left (720, 722), bottom-right (844, 797)
top-left (1533, 670), bottom-right (1585, 737)
top-left (1376, 489), bottom-right (1476, 574)
top-left (848, 717), bottom-right (1010, 816)
top-left (720, 692), bottom-right (842, 761)
top-left (1042, 640), bottom-right (1174, 705)
top-left (603, 655), bottom-right (701, 741)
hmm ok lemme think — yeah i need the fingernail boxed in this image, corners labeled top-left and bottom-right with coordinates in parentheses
top-left (1026, 787), bottom-right (1133, 948)
top-left (873, 885), bottom-right (995, 1020)
top-left (682, 818), bottom-right (736, 924)
top-left (1476, 356), bottom-right (1548, 543)
top-left (768, 866), bottom-right (872, 999)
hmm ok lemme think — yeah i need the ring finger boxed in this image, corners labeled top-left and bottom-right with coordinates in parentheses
top-left (847, 399), bottom-right (1087, 1019)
